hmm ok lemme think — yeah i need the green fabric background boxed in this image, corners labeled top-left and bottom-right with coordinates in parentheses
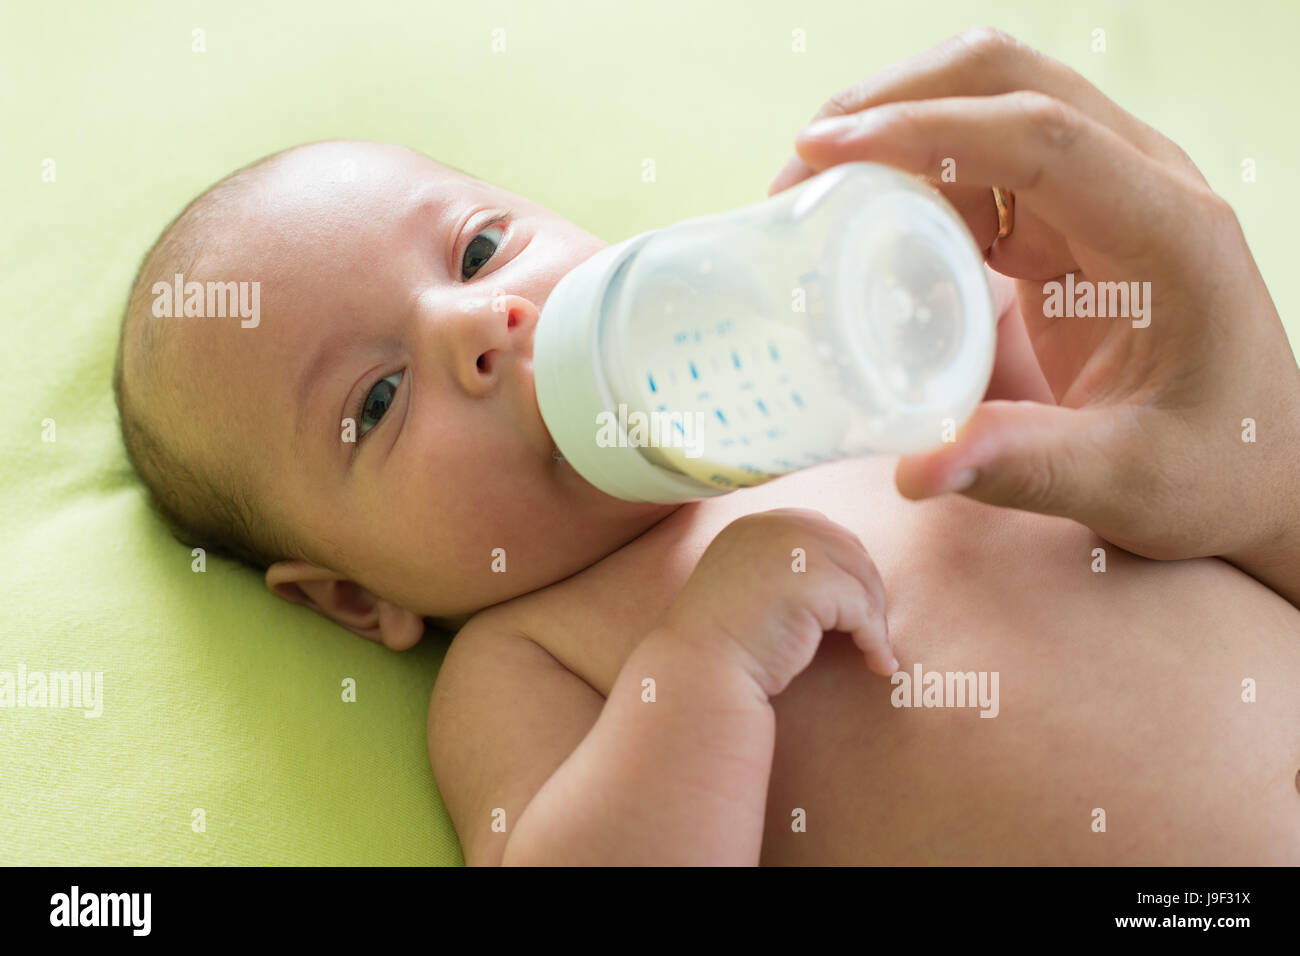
top-left (2, 0), bottom-right (1296, 865)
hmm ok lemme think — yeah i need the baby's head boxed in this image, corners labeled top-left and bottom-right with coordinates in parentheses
top-left (115, 140), bottom-right (674, 647)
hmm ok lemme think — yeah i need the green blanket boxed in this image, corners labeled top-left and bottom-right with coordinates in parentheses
top-left (3, 0), bottom-right (1295, 865)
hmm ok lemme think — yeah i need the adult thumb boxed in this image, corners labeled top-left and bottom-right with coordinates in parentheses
top-left (895, 400), bottom-right (1123, 521)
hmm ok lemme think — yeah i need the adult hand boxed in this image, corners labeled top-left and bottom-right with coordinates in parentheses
top-left (768, 27), bottom-right (1300, 606)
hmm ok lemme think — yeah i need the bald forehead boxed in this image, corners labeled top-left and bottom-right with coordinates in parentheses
top-left (261, 141), bottom-right (470, 201)
top-left (196, 144), bottom-right (477, 276)
top-left (136, 142), bottom-right (476, 434)
top-left (122, 140), bottom-right (471, 439)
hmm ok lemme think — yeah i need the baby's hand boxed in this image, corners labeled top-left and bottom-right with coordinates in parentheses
top-left (663, 508), bottom-right (894, 700)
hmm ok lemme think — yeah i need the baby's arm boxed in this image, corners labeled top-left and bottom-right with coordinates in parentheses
top-left (429, 615), bottom-right (774, 865)
top-left (429, 510), bottom-right (891, 866)
top-left (501, 626), bottom-right (774, 866)
top-left (500, 510), bottom-right (890, 865)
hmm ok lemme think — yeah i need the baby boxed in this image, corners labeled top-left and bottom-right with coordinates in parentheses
top-left (114, 139), bottom-right (1300, 865)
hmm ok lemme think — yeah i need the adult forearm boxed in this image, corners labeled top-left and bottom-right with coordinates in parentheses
top-left (501, 625), bottom-right (775, 865)
top-left (1223, 387), bottom-right (1300, 609)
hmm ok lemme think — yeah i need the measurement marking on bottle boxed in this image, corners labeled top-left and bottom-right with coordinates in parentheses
top-left (648, 374), bottom-right (657, 392)
top-left (689, 361), bottom-right (699, 380)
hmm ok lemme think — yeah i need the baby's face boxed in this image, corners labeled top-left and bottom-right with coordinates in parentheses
top-left (180, 141), bottom-right (675, 639)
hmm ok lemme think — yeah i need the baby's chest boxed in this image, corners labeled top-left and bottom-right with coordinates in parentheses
top-left (509, 454), bottom-right (1043, 696)
top-left (513, 538), bottom-right (704, 696)
top-left (508, 458), bottom-right (946, 693)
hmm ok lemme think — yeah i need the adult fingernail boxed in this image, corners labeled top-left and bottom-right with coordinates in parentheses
top-left (800, 115), bottom-right (862, 142)
top-left (939, 468), bottom-right (978, 494)
top-left (768, 156), bottom-right (806, 195)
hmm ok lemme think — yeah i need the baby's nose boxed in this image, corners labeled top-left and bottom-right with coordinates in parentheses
top-left (498, 294), bottom-right (539, 336)
top-left (491, 294), bottom-right (539, 356)
top-left (469, 294), bottom-right (540, 379)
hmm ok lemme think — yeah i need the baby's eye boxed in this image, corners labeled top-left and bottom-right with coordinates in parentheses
top-left (358, 372), bottom-right (403, 437)
top-left (462, 220), bottom-right (506, 280)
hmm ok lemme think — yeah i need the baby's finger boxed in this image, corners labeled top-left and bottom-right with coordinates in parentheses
top-left (832, 580), bottom-right (895, 677)
top-left (794, 92), bottom-right (1194, 266)
top-left (824, 534), bottom-right (888, 634)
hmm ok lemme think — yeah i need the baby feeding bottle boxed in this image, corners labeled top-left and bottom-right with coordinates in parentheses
top-left (533, 160), bottom-right (996, 504)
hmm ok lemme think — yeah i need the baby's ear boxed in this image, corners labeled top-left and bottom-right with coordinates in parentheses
top-left (265, 559), bottom-right (425, 651)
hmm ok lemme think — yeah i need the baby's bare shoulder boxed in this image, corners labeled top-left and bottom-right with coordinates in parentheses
top-left (428, 603), bottom-right (605, 866)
